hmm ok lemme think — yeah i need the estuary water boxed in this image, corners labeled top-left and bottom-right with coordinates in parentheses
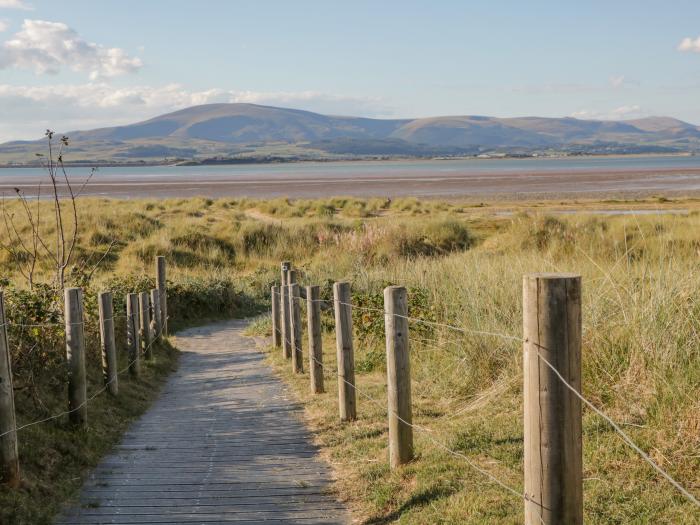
top-left (1, 155), bottom-right (700, 199)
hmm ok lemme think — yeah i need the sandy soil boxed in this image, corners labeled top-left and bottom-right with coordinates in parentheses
top-left (4, 165), bottom-right (700, 201)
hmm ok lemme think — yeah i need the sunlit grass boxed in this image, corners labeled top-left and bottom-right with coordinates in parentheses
top-left (0, 195), bottom-right (698, 522)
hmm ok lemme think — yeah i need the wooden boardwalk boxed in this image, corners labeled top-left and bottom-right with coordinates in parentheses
top-left (56, 320), bottom-right (349, 525)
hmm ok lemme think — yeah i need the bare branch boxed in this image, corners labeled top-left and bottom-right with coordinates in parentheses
top-left (74, 166), bottom-right (97, 199)
top-left (85, 238), bottom-right (118, 283)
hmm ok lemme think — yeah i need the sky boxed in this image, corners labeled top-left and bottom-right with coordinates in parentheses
top-left (0, 0), bottom-right (699, 142)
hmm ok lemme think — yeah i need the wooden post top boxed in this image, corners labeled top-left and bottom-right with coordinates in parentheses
top-left (524, 273), bottom-right (581, 281)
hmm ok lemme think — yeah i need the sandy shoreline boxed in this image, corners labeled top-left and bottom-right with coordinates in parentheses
top-left (2, 164), bottom-right (700, 200)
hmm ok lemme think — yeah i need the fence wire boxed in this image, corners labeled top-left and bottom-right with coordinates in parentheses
top-left (273, 288), bottom-right (700, 508)
top-left (0, 311), bottom-right (166, 439)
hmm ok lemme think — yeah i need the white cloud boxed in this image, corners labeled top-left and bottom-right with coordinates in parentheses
top-left (0, 83), bottom-right (384, 111)
top-left (678, 36), bottom-right (700, 53)
top-left (0, 19), bottom-right (142, 78)
top-left (571, 105), bottom-right (645, 120)
top-left (0, 82), bottom-right (390, 141)
top-left (0, 0), bottom-right (32, 9)
top-left (0, 19), bottom-right (8, 32)
top-left (609, 75), bottom-right (625, 88)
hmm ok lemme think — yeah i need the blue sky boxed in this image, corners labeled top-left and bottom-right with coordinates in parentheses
top-left (0, 0), bottom-right (699, 141)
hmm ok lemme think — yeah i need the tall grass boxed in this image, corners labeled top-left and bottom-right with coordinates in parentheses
top-left (0, 195), bottom-right (698, 522)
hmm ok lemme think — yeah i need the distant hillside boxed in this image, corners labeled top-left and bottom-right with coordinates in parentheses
top-left (1, 103), bottom-right (699, 164)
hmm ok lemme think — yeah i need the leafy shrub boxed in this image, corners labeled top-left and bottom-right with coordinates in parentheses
top-left (103, 274), bottom-right (258, 330)
top-left (351, 284), bottom-right (436, 372)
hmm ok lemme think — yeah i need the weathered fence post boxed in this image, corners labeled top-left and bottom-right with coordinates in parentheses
top-left (156, 256), bottom-right (167, 337)
top-left (333, 281), bottom-right (356, 421)
top-left (289, 273), bottom-right (303, 373)
top-left (126, 293), bottom-right (141, 378)
top-left (0, 291), bottom-right (20, 486)
top-left (306, 285), bottom-right (324, 393)
top-left (98, 291), bottom-right (118, 396)
top-left (65, 288), bottom-right (87, 426)
top-left (150, 289), bottom-right (162, 342)
top-left (523, 273), bottom-right (583, 525)
top-left (287, 268), bottom-right (304, 373)
top-left (139, 292), bottom-right (153, 360)
top-left (281, 261), bottom-right (292, 359)
top-left (384, 286), bottom-right (413, 467)
top-left (271, 285), bottom-right (281, 348)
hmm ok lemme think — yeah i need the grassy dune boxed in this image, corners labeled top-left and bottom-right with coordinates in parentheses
top-left (1, 195), bottom-right (699, 523)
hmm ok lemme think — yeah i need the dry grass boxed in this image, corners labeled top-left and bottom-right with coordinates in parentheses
top-left (253, 201), bottom-right (699, 523)
top-left (1, 195), bottom-right (699, 523)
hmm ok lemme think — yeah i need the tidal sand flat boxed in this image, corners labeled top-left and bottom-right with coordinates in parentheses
top-left (3, 156), bottom-right (700, 200)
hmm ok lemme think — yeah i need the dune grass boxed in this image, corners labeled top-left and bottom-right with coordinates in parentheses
top-left (0, 195), bottom-right (698, 523)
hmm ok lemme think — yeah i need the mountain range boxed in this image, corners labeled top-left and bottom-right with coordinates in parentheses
top-left (2, 103), bottom-right (700, 164)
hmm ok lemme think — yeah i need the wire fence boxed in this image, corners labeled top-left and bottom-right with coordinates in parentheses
top-left (272, 281), bottom-right (700, 511)
top-left (0, 315), bottom-right (166, 440)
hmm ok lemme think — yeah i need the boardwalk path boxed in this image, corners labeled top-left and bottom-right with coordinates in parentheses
top-left (56, 320), bottom-right (349, 524)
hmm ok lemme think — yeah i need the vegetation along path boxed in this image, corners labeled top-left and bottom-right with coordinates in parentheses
top-left (55, 320), bottom-right (349, 524)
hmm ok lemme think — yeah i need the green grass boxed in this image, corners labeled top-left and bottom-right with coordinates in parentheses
top-left (1, 340), bottom-right (178, 525)
top-left (0, 195), bottom-right (699, 523)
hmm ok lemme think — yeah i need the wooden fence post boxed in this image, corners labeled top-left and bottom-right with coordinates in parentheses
top-left (126, 293), bottom-right (141, 378)
top-left (139, 292), bottom-right (153, 360)
top-left (156, 256), bottom-right (167, 337)
top-left (523, 273), bottom-right (583, 525)
top-left (306, 285), bottom-right (324, 393)
top-left (384, 286), bottom-right (413, 467)
top-left (289, 282), bottom-right (304, 373)
top-left (0, 291), bottom-right (20, 486)
top-left (98, 291), bottom-right (118, 396)
top-left (65, 288), bottom-right (87, 426)
top-left (271, 285), bottom-right (281, 348)
top-left (281, 261), bottom-right (291, 359)
top-left (150, 289), bottom-right (162, 342)
top-left (333, 281), bottom-right (356, 421)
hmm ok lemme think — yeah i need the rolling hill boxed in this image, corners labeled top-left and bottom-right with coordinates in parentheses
top-left (1, 104), bottom-right (699, 164)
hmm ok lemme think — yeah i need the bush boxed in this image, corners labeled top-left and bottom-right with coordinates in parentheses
top-left (378, 220), bottom-right (473, 259)
top-left (102, 274), bottom-right (258, 330)
top-left (171, 230), bottom-right (236, 262)
top-left (351, 284), bottom-right (436, 372)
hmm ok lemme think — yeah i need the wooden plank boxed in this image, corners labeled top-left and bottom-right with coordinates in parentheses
top-left (56, 511), bottom-right (345, 525)
top-left (55, 319), bottom-right (349, 524)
